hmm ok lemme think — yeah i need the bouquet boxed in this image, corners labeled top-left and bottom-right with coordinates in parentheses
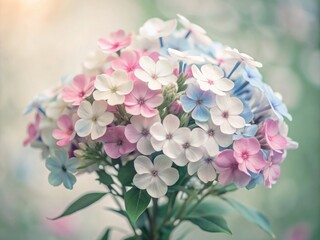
top-left (24, 15), bottom-right (298, 239)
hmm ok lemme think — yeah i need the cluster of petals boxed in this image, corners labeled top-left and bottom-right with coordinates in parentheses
top-left (133, 155), bottom-right (179, 198)
top-left (98, 30), bottom-right (132, 54)
top-left (93, 70), bottom-right (133, 106)
top-left (124, 80), bottom-right (163, 118)
top-left (134, 56), bottom-right (177, 90)
top-left (75, 100), bottom-right (114, 140)
top-left (62, 75), bottom-right (95, 106)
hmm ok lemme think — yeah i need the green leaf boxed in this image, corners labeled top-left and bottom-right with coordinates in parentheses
top-left (190, 198), bottom-right (232, 216)
top-left (96, 170), bottom-right (114, 186)
top-left (50, 192), bottom-right (107, 220)
top-left (124, 187), bottom-right (151, 224)
top-left (118, 161), bottom-right (136, 186)
top-left (185, 215), bottom-right (231, 234)
top-left (100, 228), bottom-right (111, 240)
top-left (105, 207), bottom-right (128, 217)
top-left (221, 197), bottom-right (275, 238)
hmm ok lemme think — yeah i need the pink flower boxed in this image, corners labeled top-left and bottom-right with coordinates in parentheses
top-left (263, 150), bottom-right (285, 188)
top-left (52, 115), bottom-right (76, 146)
top-left (125, 115), bottom-right (160, 155)
top-left (23, 113), bottom-right (41, 146)
top-left (233, 138), bottom-right (266, 175)
top-left (214, 150), bottom-right (251, 187)
top-left (61, 75), bottom-right (94, 106)
top-left (112, 50), bottom-right (141, 80)
top-left (124, 80), bottom-right (163, 118)
top-left (98, 30), bottom-right (132, 54)
top-left (102, 126), bottom-right (136, 158)
top-left (257, 119), bottom-right (288, 152)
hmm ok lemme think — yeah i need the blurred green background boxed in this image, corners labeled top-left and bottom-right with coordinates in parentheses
top-left (0, 0), bottom-right (319, 239)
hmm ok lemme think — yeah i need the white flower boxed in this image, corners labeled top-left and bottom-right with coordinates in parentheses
top-left (150, 114), bottom-right (183, 158)
top-left (45, 99), bottom-right (68, 119)
top-left (82, 50), bottom-right (106, 77)
top-left (133, 155), bottom-right (179, 198)
top-left (177, 14), bottom-right (212, 45)
top-left (129, 36), bottom-right (159, 52)
top-left (124, 115), bottom-right (160, 155)
top-left (172, 128), bottom-right (208, 166)
top-left (196, 119), bottom-right (233, 150)
top-left (134, 56), bottom-right (177, 90)
top-left (210, 95), bottom-right (245, 134)
top-left (168, 48), bottom-right (204, 64)
top-left (75, 100), bottom-right (114, 140)
top-left (223, 47), bottom-right (262, 68)
top-left (139, 18), bottom-right (177, 39)
top-left (188, 147), bottom-right (218, 183)
top-left (191, 64), bottom-right (234, 95)
top-left (93, 70), bottom-right (133, 105)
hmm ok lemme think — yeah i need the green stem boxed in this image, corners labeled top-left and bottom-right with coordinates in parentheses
top-left (151, 198), bottom-right (158, 240)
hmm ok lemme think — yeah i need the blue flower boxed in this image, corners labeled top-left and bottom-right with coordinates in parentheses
top-left (161, 35), bottom-right (191, 56)
top-left (242, 65), bottom-right (264, 91)
top-left (246, 171), bottom-right (264, 190)
top-left (263, 84), bottom-right (292, 121)
top-left (233, 125), bottom-right (258, 140)
top-left (180, 83), bottom-right (215, 122)
top-left (46, 149), bottom-right (78, 190)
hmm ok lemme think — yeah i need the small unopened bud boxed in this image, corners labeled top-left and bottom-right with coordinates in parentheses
top-left (169, 100), bottom-right (183, 115)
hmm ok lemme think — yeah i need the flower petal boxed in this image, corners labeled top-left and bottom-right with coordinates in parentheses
top-left (180, 95), bottom-right (195, 113)
top-left (134, 156), bottom-right (153, 174)
top-left (137, 137), bottom-right (155, 155)
top-left (186, 146), bottom-right (203, 162)
top-left (154, 154), bottom-right (172, 171)
top-left (147, 177), bottom-right (167, 198)
top-left (77, 101), bottom-right (92, 119)
top-left (75, 119), bottom-right (92, 137)
top-left (190, 128), bottom-right (208, 147)
top-left (91, 124), bottom-right (106, 140)
top-left (158, 168), bottom-right (179, 186)
top-left (48, 171), bottom-right (63, 186)
top-left (198, 163), bottom-right (216, 183)
top-left (133, 173), bottom-right (152, 189)
top-left (62, 173), bottom-right (77, 190)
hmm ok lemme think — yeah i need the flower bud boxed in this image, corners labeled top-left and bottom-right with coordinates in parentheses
top-left (169, 100), bottom-right (183, 115)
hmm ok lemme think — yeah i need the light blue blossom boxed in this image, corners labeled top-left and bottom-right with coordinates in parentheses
top-left (263, 84), bottom-right (292, 121)
top-left (242, 65), bottom-right (264, 91)
top-left (24, 95), bottom-right (47, 115)
top-left (180, 83), bottom-right (215, 122)
top-left (233, 125), bottom-right (258, 140)
top-left (46, 149), bottom-right (78, 190)
top-left (161, 35), bottom-right (191, 56)
top-left (246, 171), bottom-right (264, 190)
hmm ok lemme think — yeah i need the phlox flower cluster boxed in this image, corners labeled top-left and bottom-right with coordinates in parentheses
top-left (24, 15), bottom-right (297, 197)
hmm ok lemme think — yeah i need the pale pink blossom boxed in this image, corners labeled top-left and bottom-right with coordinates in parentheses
top-left (214, 150), bottom-right (251, 187)
top-left (52, 115), bottom-right (77, 146)
top-left (23, 113), bottom-right (41, 146)
top-left (98, 30), bottom-right (132, 54)
top-left (233, 138), bottom-right (266, 175)
top-left (257, 119), bottom-right (288, 152)
top-left (124, 80), bottom-right (163, 118)
top-left (125, 115), bottom-right (160, 155)
top-left (263, 150), bottom-right (285, 188)
top-left (112, 50), bottom-right (141, 80)
top-left (61, 75), bottom-right (94, 106)
top-left (102, 126), bottom-right (136, 158)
